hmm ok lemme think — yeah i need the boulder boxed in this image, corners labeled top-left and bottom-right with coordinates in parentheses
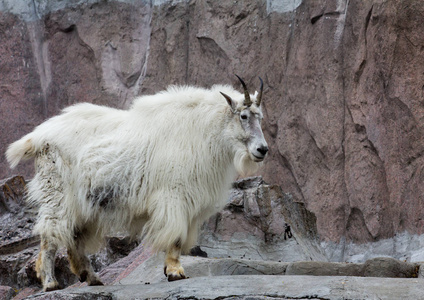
top-left (362, 257), bottom-right (419, 278)
top-left (285, 257), bottom-right (419, 278)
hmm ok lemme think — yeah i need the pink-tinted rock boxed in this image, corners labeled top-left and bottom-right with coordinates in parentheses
top-left (12, 287), bottom-right (40, 300)
top-left (0, 0), bottom-right (152, 179)
top-left (0, 12), bottom-right (45, 179)
top-left (0, 286), bottom-right (15, 300)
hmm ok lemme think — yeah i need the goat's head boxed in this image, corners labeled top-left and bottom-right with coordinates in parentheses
top-left (220, 75), bottom-right (268, 164)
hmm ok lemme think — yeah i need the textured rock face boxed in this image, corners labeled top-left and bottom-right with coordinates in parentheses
top-left (0, 0), bottom-right (153, 178)
top-left (198, 177), bottom-right (326, 262)
top-left (1, 0), bottom-right (424, 246)
top-left (0, 176), bottom-right (38, 289)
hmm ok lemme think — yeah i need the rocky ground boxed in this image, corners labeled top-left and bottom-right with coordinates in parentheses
top-left (1, 176), bottom-right (424, 299)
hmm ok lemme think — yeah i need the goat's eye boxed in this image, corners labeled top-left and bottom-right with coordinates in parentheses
top-left (240, 114), bottom-right (248, 120)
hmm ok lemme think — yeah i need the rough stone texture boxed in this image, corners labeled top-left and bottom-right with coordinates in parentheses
top-left (0, 286), bottom-right (15, 300)
top-left (0, 176), bottom-right (38, 288)
top-left (2, 0), bottom-right (424, 274)
top-left (119, 254), bottom-right (288, 285)
top-left (0, 0), bottom-right (153, 179)
top-left (198, 177), bottom-right (326, 262)
top-left (0, 175), bottom-right (26, 215)
top-left (12, 287), bottom-right (40, 300)
top-left (285, 257), bottom-right (419, 278)
top-left (361, 257), bottom-right (419, 278)
top-left (1, 235), bottom-right (140, 292)
top-left (121, 254), bottom-right (420, 285)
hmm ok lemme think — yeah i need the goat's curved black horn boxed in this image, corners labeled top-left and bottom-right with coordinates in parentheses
top-left (235, 74), bottom-right (252, 107)
top-left (257, 77), bottom-right (263, 106)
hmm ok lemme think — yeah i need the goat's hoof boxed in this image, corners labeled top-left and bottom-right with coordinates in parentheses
top-left (88, 279), bottom-right (104, 286)
top-left (168, 273), bottom-right (186, 281)
top-left (165, 266), bottom-right (186, 282)
top-left (87, 275), bottom-right (104, 286)
top-left (79, 270), bottom-right (88, 282)
top-left (43, 280), bottom-right (60, 292)
top-left (80, 270), bottom-right (104, 286)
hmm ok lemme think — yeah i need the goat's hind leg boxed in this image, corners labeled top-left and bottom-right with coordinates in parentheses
top-left (36, 237), bottom-right (59, 292)
top-left (67, 232), bottom-right (103, 286)
top-left (164, 239), bottom-right (186, 281)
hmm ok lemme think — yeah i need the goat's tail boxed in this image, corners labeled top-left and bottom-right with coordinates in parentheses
top-left (6, 134), bottom-right (37, 169)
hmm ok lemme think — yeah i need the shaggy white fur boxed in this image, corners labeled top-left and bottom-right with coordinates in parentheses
top-left (6, 83), bottom-right (267, 289)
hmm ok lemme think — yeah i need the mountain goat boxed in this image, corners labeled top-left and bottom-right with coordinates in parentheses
top-left (6, 76), bottom-right (268, 291)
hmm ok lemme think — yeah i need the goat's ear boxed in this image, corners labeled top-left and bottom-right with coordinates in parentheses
top-left (220, 92), bottom-right (237, 113)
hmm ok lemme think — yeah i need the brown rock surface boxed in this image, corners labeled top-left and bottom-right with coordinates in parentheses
top-left (1, 0), bottom-right (424, 245)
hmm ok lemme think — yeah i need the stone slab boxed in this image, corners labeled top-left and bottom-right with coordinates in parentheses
top-left (119, 254), bottom-right (289, 285)
top-left (27, 275), bottom-right (424, 300)
top-left (121, 255), bottom-right (420, 286)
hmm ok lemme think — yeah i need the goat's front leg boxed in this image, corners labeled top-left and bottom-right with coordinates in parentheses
top-left (164, 239), bottom-right (186, 281)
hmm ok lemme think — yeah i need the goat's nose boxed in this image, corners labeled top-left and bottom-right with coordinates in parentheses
top-left (257, 146), bottom-right (269, 156)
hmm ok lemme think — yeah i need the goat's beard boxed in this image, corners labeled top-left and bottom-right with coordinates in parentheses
top-left (233, 148), bottom-right (261, 177)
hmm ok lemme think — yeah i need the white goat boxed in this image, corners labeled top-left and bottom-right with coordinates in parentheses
top-left (6, 76), bottom-right (268, 291)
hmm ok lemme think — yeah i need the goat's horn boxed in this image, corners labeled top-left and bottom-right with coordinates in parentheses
top-left (235, 74), bottom-right (252, 107)
top-left (256, 77), bottom-right (263, 106)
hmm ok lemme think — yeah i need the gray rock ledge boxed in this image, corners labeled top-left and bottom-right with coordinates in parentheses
top-left (27, 274), bottom-right (424, 300)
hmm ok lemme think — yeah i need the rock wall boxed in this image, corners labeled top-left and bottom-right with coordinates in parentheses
top-left (1, 0), bottom-right (424, 245)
